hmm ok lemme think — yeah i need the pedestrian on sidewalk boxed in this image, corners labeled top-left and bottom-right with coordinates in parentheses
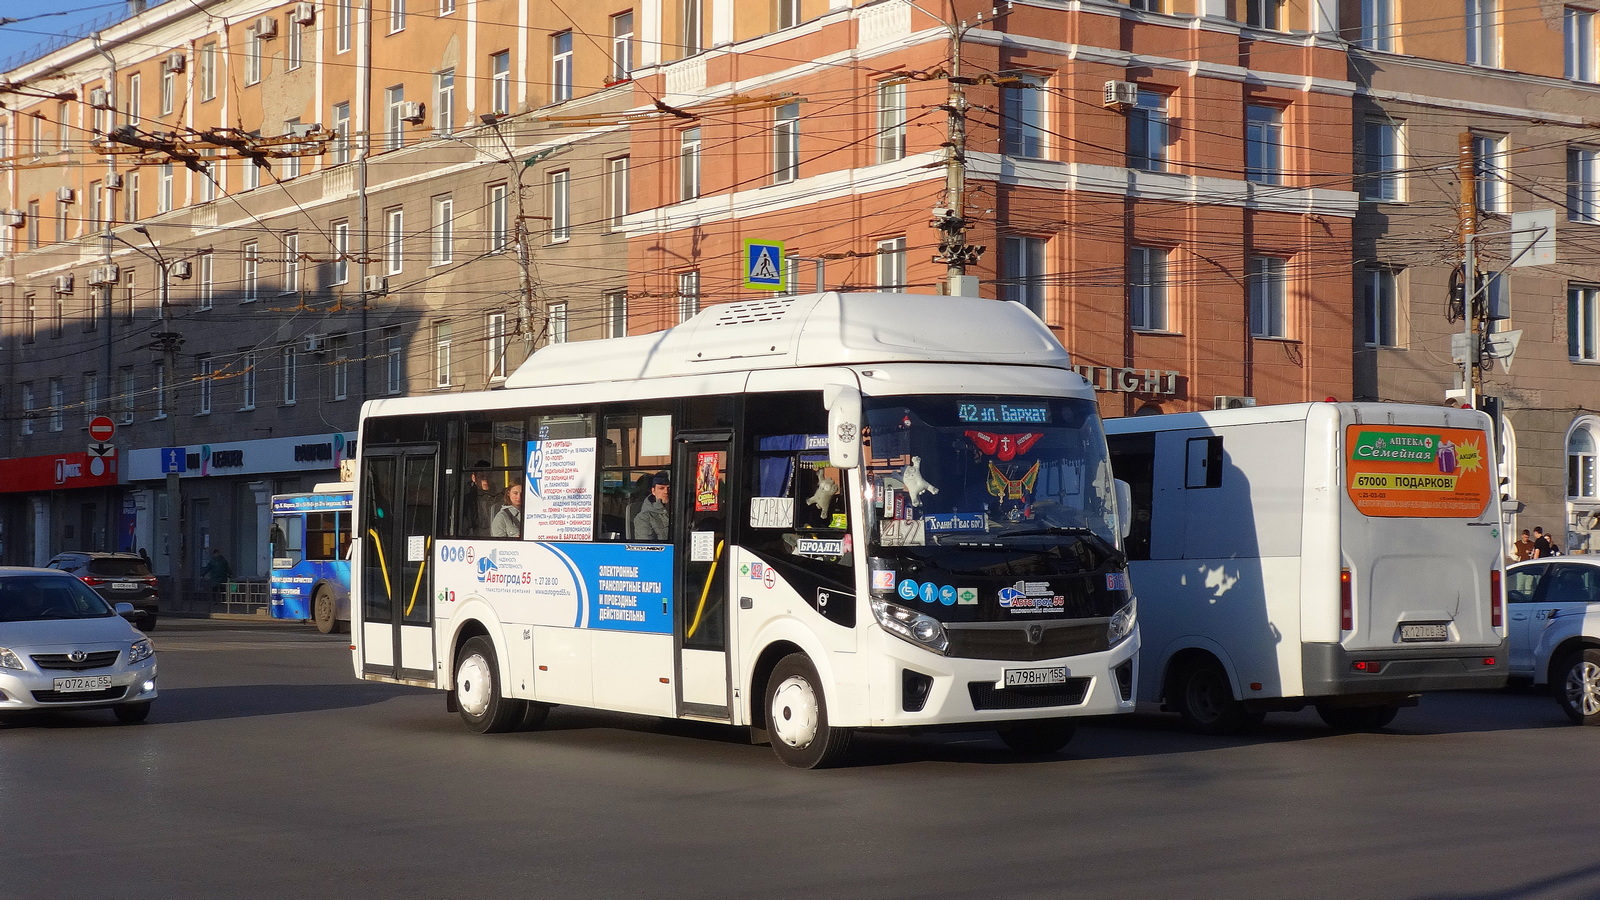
top-left (200, 548), bottom-right (232, 598)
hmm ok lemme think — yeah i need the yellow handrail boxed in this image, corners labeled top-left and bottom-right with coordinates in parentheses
top-left (685, 540), bottom-right (725, 640)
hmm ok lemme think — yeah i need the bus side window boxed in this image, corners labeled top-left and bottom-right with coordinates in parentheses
top-left (598, 408), bottom-right (673, 542)
top-left (1106, 432), bottom-right (1154, 561)
top-left (1185, 436), bottom-right (1223, 489)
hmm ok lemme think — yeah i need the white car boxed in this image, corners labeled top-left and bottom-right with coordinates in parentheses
top-left (1506, 557), bottom-right (1600, 725)
top-left (0, 567), bottom-right (159, 723)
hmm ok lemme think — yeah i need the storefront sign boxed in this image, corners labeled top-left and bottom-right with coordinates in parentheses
top-left (1072, 365), bottom-right (1181, 395)
top-left (0, 451), bottom-right (119, 493)
top-left (126, 432), bottom-right (356, 481)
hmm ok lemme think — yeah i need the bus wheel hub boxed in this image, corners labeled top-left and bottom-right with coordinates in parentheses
top-left (771, 675), bottom-right (818, 749)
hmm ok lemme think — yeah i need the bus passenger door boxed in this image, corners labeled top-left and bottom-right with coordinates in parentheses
top-left (359, 446), bottom-right (439, 684)
top-left (675, 433), bottom-right (733, 720)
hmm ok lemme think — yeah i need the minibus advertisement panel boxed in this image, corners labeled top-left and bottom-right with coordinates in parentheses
top-left (1344, 425), bottom-right (1492, 518)
top-left (435, 540), bottom-right (672, 632)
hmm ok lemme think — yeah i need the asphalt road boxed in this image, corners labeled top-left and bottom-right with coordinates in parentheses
top-left (3, 619), bottom-right (1596, 900)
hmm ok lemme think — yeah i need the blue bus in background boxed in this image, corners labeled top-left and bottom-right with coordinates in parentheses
top-left (269, 485), bottom-right (353, 633)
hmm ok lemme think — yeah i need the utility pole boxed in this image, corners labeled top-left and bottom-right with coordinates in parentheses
top-left (934, 16), bottom-right (985, 297)
top-left (1458, 131), bottom-right (1481, 409)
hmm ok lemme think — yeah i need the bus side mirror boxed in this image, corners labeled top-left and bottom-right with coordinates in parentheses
top-left (823, 383), bottom-right (862, 470)
top-left (1115, 479), bottom-right (1133, 540)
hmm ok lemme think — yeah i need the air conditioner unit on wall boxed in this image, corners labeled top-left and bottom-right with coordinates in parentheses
top-left (304, 333), bottom-right (326, 352)
top-left (5, 210), bottom-right (25, 228)
top-left (1103, 80), bottom-right (1139, 109)
top-left (1214, 395), bottom-right (1258, 410)
top-left (55, 274), bottom-right (75, 294)
top-left (364, 275), bottom-right (387, 293)
top-left (254, 15), bottom-right (279, 38)
top-left (399, 102), bottom-right (426, 124)
top-left (105, 172), bottom-right (125, 189)
top-left (56, 186), bottom-right (75, 203)
top-left (89, 88), bottom-right (113, 109)
top-left (293, 2), bottom-right (316, 24)
top-left (170, 260), bottom-right (192, 279)
top-left (164, 52), bottom-right (187, 73)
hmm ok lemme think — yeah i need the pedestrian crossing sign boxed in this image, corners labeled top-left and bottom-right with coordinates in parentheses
top-left (743, 239), bottom-right (786, 291)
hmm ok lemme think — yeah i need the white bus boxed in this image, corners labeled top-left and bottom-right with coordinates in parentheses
top-left (1105, 402), bottom-right (1508, 733)
top-left (351, 292), bottom-right (1139, 766)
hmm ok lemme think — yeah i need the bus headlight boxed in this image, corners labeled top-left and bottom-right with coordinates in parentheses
top-left (871, 598), bottom-right (949, 654)
top-left (1107, 598), bottom-right (1137, 647)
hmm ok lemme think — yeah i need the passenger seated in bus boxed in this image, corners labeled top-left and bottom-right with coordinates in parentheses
top-left (633, 474), bottom-right (670, 541)
top-left (491, 483), bottom-right (524, 539)
top-left (460, 461), bottom-right (499, 536)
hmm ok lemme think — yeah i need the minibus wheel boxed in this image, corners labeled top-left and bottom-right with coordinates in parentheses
top-left (997, 719), bottom-right (1077, 754)
top-left (1315, 702), bottom-right (1399, 732)
top-left (1175, 660), bottom-right (1263, 735)
top-left (1556, 648), bottom-right (1600, 726)
top-left (456, 636), bottom-right (526, 734)
top-left (766, 653), bottom-right (852, 769)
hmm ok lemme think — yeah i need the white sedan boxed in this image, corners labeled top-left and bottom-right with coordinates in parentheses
top-left (0, 567), bottom-right (159, 723)
top-left (1506, 557), bottom-right (1600, 725)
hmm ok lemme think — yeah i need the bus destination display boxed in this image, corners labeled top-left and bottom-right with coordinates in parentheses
top-left (957, 401), bottom-right (1051, 425)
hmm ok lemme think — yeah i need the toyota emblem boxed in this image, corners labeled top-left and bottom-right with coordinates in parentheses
top-left (68, 650), bottom-right (88, 663)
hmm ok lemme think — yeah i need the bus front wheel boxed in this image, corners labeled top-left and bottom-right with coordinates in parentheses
top-left (766, 653), bottom-right (852, 769)
top-left (1174, 660), bottom-right (1264, 735)
top-left (312, 588), bottom-right (341, 635)
top-left (456, 636), bottom-right (526, 734)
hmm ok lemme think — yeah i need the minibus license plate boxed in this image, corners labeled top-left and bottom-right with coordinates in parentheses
top-left (1003, 666), bottom-right (1067, 687)
top-left (1400, 623), bottom-right (1449, 642)
top-left (53, 676), bottom-right (112, 693)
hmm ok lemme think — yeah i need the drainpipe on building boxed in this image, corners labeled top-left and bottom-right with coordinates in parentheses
top-left (92, 32), bottom-right (119, 555)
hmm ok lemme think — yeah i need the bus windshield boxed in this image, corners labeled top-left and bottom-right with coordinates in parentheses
top-left (863, 395), bottom-right (1121, 574)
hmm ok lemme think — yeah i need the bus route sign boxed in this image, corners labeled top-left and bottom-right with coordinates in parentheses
top-left (743, 239), bottom-right (786, 291)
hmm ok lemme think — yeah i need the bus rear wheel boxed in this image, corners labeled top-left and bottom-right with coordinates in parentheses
top-left (766, 653), bottom-right (852, 769)
top-left (312, 588), bottom-right (341, 635)
top-left (1174, 660), bottom-right (1264, 735)
top-left (997, 719), bottom-right (1077, 754)
top-left (1316, 702), bottom-right (1400, 732)
top-left (456, 636), bottom-right (526, 734)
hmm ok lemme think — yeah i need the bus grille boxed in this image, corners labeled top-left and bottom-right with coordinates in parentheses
top-left (968, 679), bottom-right (1090, 711)
top-left (945, 622), bottom-right (1108, 662)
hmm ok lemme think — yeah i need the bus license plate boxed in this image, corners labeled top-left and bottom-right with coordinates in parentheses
top-left (1003, 666), bottom-right (1067, 687)
top-left (53, 676), bottom-right (112, 693)
top-left (1400, 623), bottom-right (1449, 642)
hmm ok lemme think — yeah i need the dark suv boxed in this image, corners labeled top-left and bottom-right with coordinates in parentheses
top-left (45, 552), bottom-right (159, 630)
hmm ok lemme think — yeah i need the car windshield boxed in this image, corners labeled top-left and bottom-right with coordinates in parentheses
top-left (86, 558), bottom-right (151, 577)
top-left (863, 394), bottom-right (1121, 571)
top-left (0, 576), bottom-right (116, 622)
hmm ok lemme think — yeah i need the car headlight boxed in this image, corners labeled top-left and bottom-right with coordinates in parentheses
top-left (129, 639), bottom-right (154, 664)
top-left (0, 647), bottom-right (22, 670)
top-left (870, 598), bottom-right (949, 654)
top-left (1107, 598), bottom-right (1137, 647)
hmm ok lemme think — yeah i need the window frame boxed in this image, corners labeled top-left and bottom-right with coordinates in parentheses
top-left (1249, 255), bottom-right (1288, 338)
top-left (1129, 246), bottom-right (1170, 332)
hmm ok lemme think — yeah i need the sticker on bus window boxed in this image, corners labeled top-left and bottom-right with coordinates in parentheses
top-left (524, 437), bottom-right (597, 540)
top-left (749, 497), bottom-right (794, 529)
top-left (1345, 425), bottom-right (1492, 518)
top-left (695, 452), bottom-right (721, 512)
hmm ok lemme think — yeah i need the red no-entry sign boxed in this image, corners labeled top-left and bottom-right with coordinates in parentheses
top-left (88, 416), bottom-right (116, 442)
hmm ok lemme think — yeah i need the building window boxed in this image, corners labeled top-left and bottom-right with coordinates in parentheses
top-left (441, 0), bottom-right (457, 13)
top-left (487, 313), bottom-right (507, 379)
top-left (1571, 284), bottom-right (1600, 361)
top-left (1000, 236), bottom-right (1047, 315)
top-left (1467, 0), bottom-right (1499, 67)
top-left (1570, 423), bottom-right (1599, 498)
top-left (606, 157), bottom-right (629, 231)
top-left (154, 365), bottom-right (165, 420)
top-left (552, 32), bottom-right (573, 103)
top-left (337, 0), bottom-right (353, 51)
top-left (1245, 105), bottom-right (1283, 185)
top-left (1246, 0), bottom-right (1282, 29)
top-left (121, 272), bottom-right (133, 322)
top-left (1249, 256), bottom-right (1288, 338)
top-left (488, 183), bottom-right (509, 250)
top-left (241, 352), bottom-right (257, 410)
top-left (119, 367), bottom-right (136, 423)
top-left (1569, 8), bottom-right (1597, 82)
top-left (124, 171), bottom-right (140, 221)
top-left (1002, 76), bottom-right (1045, 158)
top-left (491, 51), bottom-right (511, 114)
top-left (282, 345), bottom-right (297, 405)
top-left (157, 163), bottom-right (174, 213)
top-left (876, 237), bottom-right (907, 290)
top-left (197, 355), bottom-right (213, 414)
top-left (390, 0), bottom-right (407, 33)
top-left (1130, 0), bottom-right (1161, 10)
top-left (1129, 90), bottom-right (1168, 172)
top-left (385, 326), bottom-right (404, 394)
top-left (1362, 119), bottom-right (1402, 202)
top-left (88, 180), bottom-right (102, 231)
top-left (677, 271), bottom-right (700, 322)
top-left (55, 199), bottom-right (68, 243)
top-left (1362, 0), bottom-right (1395, 51)
top-left (1129, 246), bottom-right (1169, 331)
top-left (160, 66), bottom-right (175, 116)
top-left (679, 127), bottom-right (702, 200)
top-left (877, 81), bottom-right (907, 163)
top-left (288, 15), bottom-right (305, 70)
top-left (24, 293), bottom-right (35, 342)
top-left (283, 232), bottom-right (300, 294)
top-left (243, 242), bottom-right (260, 301)
top-left (774, 102), bottom-right (800, 183)
top-left (548, 302), bottom-right (568, 343)
top-left (605, 291), bottom-right (628, 337)
top-left (20, 382), bottom-right (33, 436)
top-left (385, 86), bottom-right (405, 150)
top-left (1364, 268), bottom-right (1399, 347)
top-left (682, 0), bottom-right (703, 55)
top-left (197, 156), bottom-right (217, 202)
top-left (332, 102), bottom-right (351, 165)
top-left (199, 253), bottom-right (214, 309)
top-left (332, 335), bottom-right (350, 401)
top-left (434, 320), bottom-right (452, 387)
top-left (1474, 133), bottom-right (1507, 214)
top-left (246, 26), bottom-right (263, 85)
top-left (432, 196), bottom-right (454, 265)
top-left (611, 11), bottom-right (635, 81)
top-left (49, 378), bottom-right (63, 432)
top-left (386, 208), bottom-right (405, 274)
top-left (549, 170), bottom-right (570, 241)
top-left (777, 0), bottom-right (802, 28)
top-left (436, 69), bottom-right (456, 135)
top-left (125, 73), bottom-right (141, 130)
top-left (332, 220), bottom-right (350, 284)
top-left (83, 372), bottom-right (98, 420)
top-left (200, 41), bottom-right (217, 100)
top-left (1570, 146), bottom-right (1600, 223)
top-left (25, 200), bottom-right (38, 249)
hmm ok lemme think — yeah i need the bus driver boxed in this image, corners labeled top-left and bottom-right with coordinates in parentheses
top-left (633, 474), bottom-right (670, 541)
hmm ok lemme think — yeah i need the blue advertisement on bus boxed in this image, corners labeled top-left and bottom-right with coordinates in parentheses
top-left (269, 490), bottom-right (354, 626)
top-left (435, 540), bottom-right (673, 633)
